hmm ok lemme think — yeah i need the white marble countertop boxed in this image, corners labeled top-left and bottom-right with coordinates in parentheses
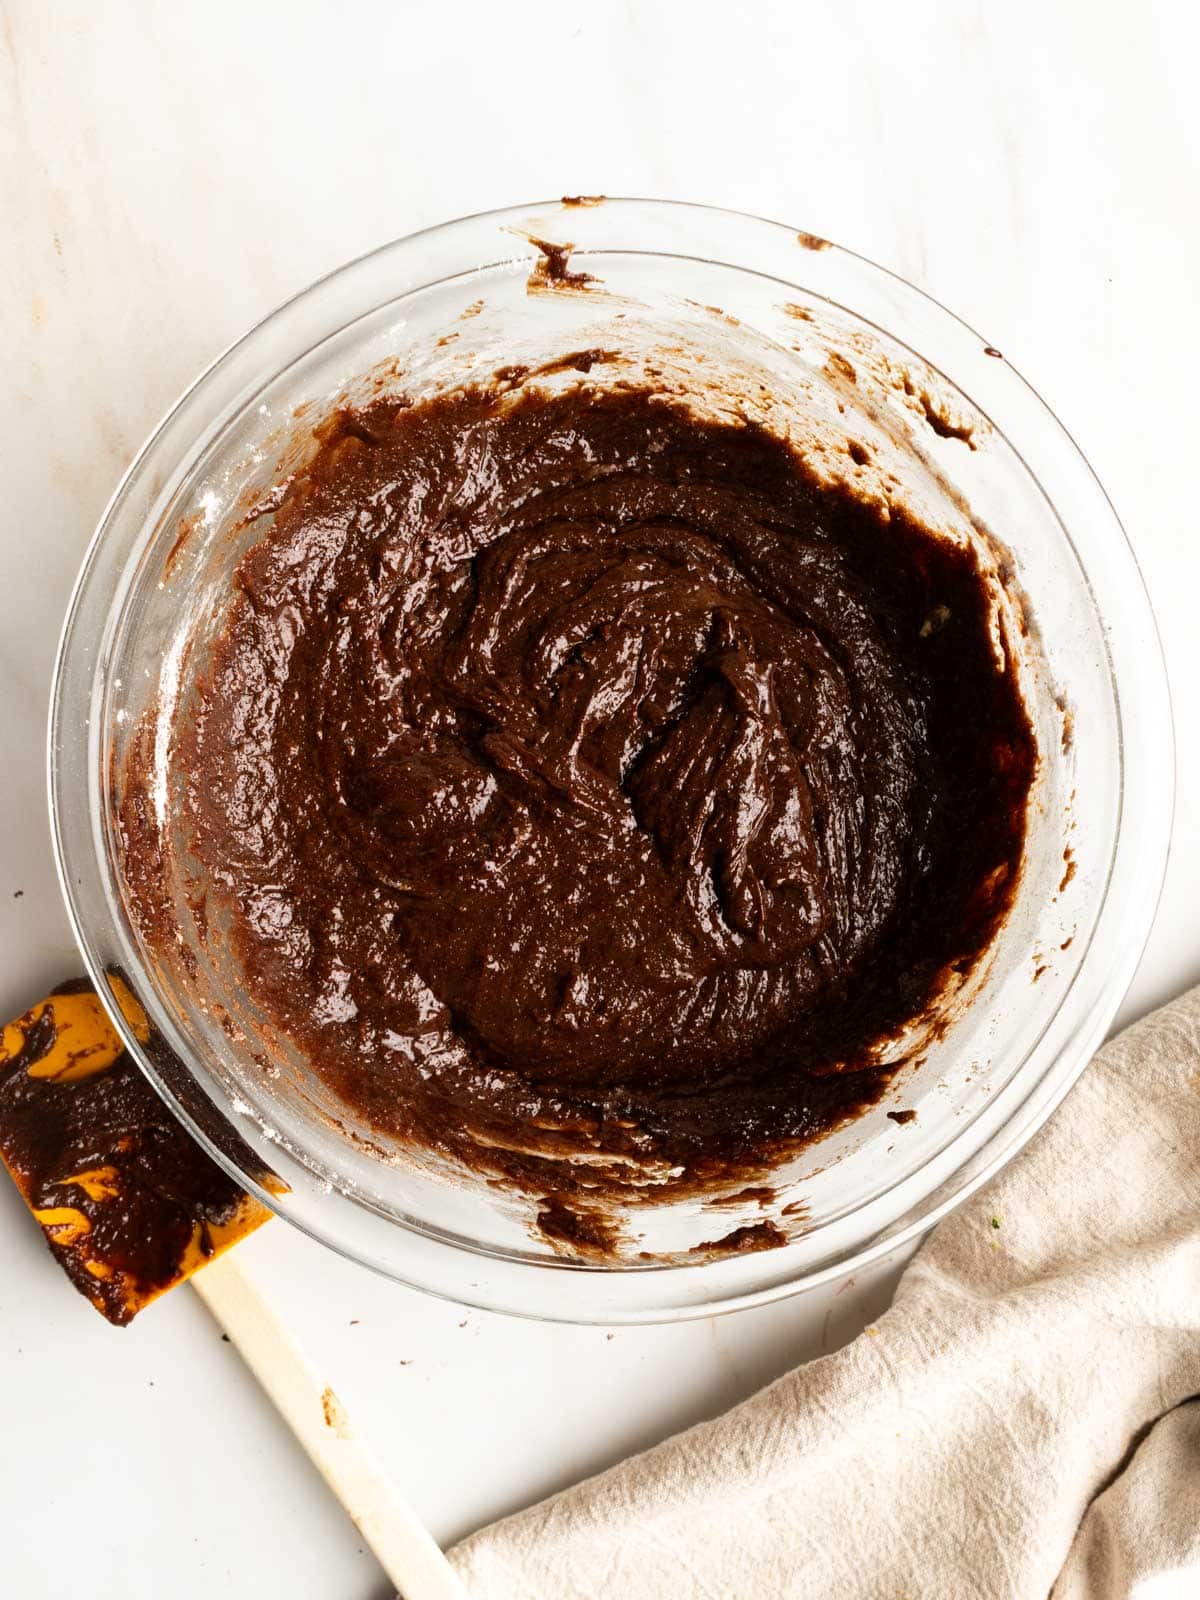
top-left (2, 2), bottom-right (1197, 1594)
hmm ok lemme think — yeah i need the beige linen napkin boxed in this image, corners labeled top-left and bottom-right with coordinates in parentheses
top-left (450, 988), bottom-right (1200, 1599)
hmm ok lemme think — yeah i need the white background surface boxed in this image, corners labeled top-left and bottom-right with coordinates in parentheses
top-left (2, 2), bottom-right (1198, 1595)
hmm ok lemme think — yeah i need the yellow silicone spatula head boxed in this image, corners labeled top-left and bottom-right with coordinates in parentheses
top-left (0, 976), bottom-right (269, 1324)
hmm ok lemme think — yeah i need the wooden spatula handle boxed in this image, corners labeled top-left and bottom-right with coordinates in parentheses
top-left (192, 1250), bottom-right (467, 1600)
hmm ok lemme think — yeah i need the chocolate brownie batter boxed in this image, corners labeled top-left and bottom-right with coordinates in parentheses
top-left (127, 381), bottom-right (1034, 1203)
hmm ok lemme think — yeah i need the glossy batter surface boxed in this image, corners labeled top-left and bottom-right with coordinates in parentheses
top-left (136, 384), bottom-right (1035, 1198)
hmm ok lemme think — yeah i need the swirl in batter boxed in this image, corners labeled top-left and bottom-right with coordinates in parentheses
top-left (151, 382), bottom-right (1035, 1203)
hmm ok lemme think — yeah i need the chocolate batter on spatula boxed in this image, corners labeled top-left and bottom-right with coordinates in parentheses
top-left (121, 381), bottom-right (1034, 1207)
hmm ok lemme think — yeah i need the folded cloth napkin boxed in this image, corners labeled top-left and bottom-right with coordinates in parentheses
top-left (450, 987), bottom-right (1200, 1599)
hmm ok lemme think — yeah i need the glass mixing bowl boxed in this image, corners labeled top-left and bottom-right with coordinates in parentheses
top-left (49, 199), bottom-right (1172, 1322)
